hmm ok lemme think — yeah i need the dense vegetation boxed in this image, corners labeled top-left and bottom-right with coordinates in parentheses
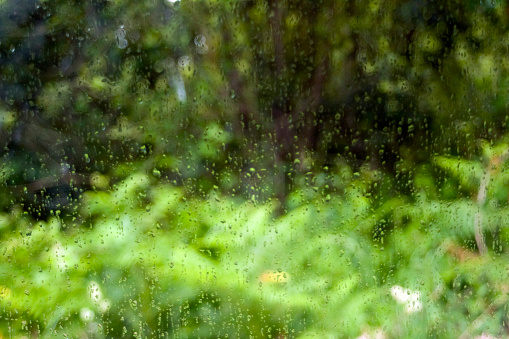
top-left (1, 0), bottom-right (509, 337)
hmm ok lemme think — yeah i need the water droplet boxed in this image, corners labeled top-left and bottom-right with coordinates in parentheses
top-left (177, 55), bottom-right (191, 68)
top-left (194, 35), bottom-right (206, 47)
top-left (154, 60), bottom-right (165, 73)
top-left (117, 38), bottom-right (128, 49)
top-left (115, 28), bottom-right (126, 39)
top-left (196, 44), bottom-right (209, 55)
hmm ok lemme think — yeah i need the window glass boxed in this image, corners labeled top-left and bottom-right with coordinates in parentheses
top-left (1, 0), bottom-right (508, 338)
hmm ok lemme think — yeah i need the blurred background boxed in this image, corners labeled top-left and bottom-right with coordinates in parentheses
top-left (1, 0), bottom-right (509, 337)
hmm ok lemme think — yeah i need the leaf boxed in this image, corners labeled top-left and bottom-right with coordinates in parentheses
top-left (433, 156), bottom-right (483, 192)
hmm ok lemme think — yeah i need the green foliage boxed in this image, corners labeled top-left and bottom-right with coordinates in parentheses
top-left (1, 157), bottom-right (509, 337)
top-left (3, 0), bottom-right (509, 205)
top-left (2, 0), bottom-right (509, 338)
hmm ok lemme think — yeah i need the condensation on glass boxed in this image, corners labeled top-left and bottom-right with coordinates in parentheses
top-left (0, 0), bottom-right (508, 338)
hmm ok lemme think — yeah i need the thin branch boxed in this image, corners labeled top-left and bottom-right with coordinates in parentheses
top-left (474, 170), bottom-right (489, 255)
